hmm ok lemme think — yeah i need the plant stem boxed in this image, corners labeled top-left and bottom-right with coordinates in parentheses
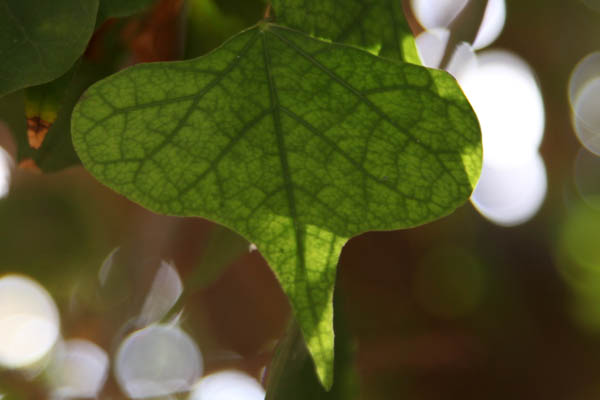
top-left (264, 3), bottom-right (272, 20)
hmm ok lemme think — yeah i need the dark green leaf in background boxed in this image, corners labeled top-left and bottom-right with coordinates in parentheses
top-left (271, 0), bottom-right (421, 64)
top-left (72, 24), bottom-right (481, 387)
top-left (0, 0), bottom-right (99, 97)
top-left (97, 0), bottom-right (156, 22)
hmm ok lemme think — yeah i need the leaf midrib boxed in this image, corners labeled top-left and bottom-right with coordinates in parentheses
top-left (262, 29), bottom-right (329, 356)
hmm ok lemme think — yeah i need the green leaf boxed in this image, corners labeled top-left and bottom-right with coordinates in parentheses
top-left (24, 63), bottom-right (79, 150)
top-left (71, 23), bottom-right (482, 387)
top-left (271, 0), bottom-right (421, 64)
top-left (0, 0), bottom-right (99, 97)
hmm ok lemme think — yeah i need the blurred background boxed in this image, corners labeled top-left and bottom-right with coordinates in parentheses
top-left (2, 0), bottom-right (600, 398)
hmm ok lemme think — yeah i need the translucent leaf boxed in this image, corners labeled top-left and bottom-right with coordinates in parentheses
top-left (72, 23), bottom-right (482, 388)
top-left (271, 0), bottom-right (421, 64)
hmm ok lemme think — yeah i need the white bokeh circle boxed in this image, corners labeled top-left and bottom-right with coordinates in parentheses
top-left (189, 370), bottom-right (265, 400)
top-left (459, 50), bottom-right (545, 168)
top-left (471, 152), bottom-right (547, 226)
top-left (115, 324), bottom-right (203, 398)
top-left (0, 275), bottom-right (60, 369)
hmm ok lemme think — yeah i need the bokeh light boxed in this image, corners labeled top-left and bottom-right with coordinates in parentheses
top-left (472, 0), bottom-right (506, 50)
top-left (411, 0), bottom-right (468, 31)
top-left (581, 0), bottom-right (600, 12)
top-left (413, 4), bottom-right (546, 227)
top-left (138, 261), bottom-right (183, 327)
top-left (450, 48), bottom-right (548, 226)
top-left (568, 52), bottom-right (600, 105)
top-left (572, 79), bottom-right (600, 155)
top-left (559, 202), bottom-right (600, 283)
top-left (0, 275), bottom-right (60, 369)
top-left (98, 247), bottom-right (120, 287)
top-left (569, 52), bottom-right (600, 155)
top-left (459, 50), bottom-right (545, 168)
top-left (189, 370), bottom-right (265, 400)
top-left (574, 147), bottom-right (600, 209)
top-left (411, 0), bottom-right (505, 51)
top-left (0, 146), bottom-right (12, 199)
top-left (557, 200), bottom-right (600, 331)
top-left (415, 28), bottom-right (450, 69)
top-left (445, 42), bottom-right (477, 80)
top-left (115, 324), bottom-right (203, 398)
top-left (48, 339), bottom-right (109, 399)
top-left (471, 153), bottom-right (547, 226)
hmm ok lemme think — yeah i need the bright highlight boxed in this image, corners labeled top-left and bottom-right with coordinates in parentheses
top-left (412, 0), bottom-right (505, 51)
top-left (115, 324), bottom-right (203, 398)
top-left (471, 153), bottom-right (547, 227)
top-left (459, 50), bottom-right (545, 168)
top-left (569, 52), bottom-right (600, 155)
top-left (189, 370), bottom-right (265, 400)
top-left (48, 339), bottom-right (109, 399)
top-left (0, 146), bottom-right (12, 199)
top-left (0, 275), bottom-right (60, 369)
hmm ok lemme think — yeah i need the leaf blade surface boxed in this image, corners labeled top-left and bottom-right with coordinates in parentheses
top-left (72, 24), bottom-right (481, 387)
top-left (271, 0), bottom-right (421, 63)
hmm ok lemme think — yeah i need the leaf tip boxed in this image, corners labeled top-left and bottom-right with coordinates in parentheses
top-left (26, 116), bottom-right (53, 149)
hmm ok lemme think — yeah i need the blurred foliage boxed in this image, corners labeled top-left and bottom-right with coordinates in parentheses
top-left (558, 199), bottom-right (600, 331)
top-left (97, 0), bottom-right (158, 21)
top-left (412, 246), bottom-right (487, 320)
top-left (0, 179), bottom-right (108, 296)
top-left (0, 0), bottom-right (98, 97)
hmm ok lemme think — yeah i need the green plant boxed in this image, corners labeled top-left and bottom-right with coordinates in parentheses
top-left (0, 0), bottom-right (482, 396)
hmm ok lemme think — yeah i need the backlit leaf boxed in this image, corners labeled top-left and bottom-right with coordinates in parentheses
top-left (271, 0), bottom-right (421, 64)
top-left (72, 23), bottom-right (481, 387)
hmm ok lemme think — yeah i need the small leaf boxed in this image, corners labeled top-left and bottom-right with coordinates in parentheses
top-left (72, 24), bottom-right (481, 387)
top-left (0, 61), bottom-right (116, 172)
top-left (0, 0), bottom-right (99, 97)
top-left (25, 63), bottom-right (78, 149)
top-left (271, 0), bottom-right (421, 64)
